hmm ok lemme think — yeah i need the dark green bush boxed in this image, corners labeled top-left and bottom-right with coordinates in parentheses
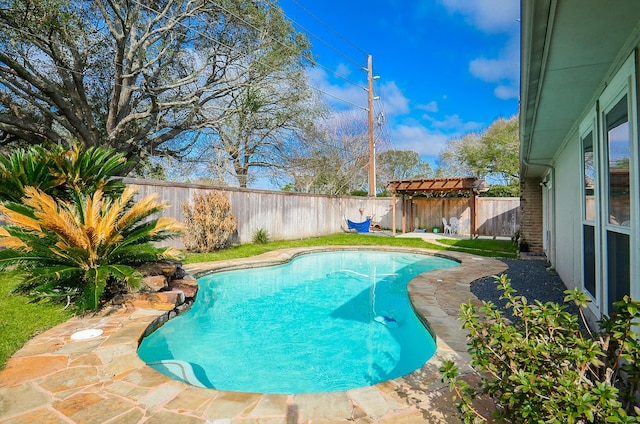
top-left (252, 228), bottom-right (270, 244)
top-left (441, 274), bottom-right (640, 423)
top-left (0, 143), bottom-right (130, 203)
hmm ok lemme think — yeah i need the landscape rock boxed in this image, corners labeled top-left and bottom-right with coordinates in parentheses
top-left (142, 275), bottom-right (167, 292)
top-left (138, 261), bottom-right (177, 277)
top-left (129, 292), bottom-right (185, 311)
top-left (169, 284), bottom-right (197, 299)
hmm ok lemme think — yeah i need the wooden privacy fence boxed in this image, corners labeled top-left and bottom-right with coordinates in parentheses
top-left (124, 178), bottom-right (519, 247)
top-left (408, 197), bottom-right (520, 237)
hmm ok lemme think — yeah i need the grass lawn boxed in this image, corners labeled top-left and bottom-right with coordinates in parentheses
top-left (433, 237), bottom-right (517, 255)
top-left (0, 232), bottom-right (516, 369)
top-left (184, 232), bottom-right (518, 264)
top-left (0, 270), bottom-right (74, 368)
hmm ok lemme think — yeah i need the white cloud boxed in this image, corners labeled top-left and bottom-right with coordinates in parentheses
top-left (391, 113), bottom-right (483, 158)
top-left (417, 101), bottom-right (439, 113)
top-left (469, 37), bottom-right (519, 82)
top-left (427, 114), bottom-right (484, 132)
top-left (307, 66), bottom-right (368, 110)
top-left (494, 85), bottom-right (519, 100)
top-left (305, 63), bottom-right (486, 161)
top-left (439, 0), bottom-right (520, 34)
top-left (392, 124), bottom-right (451, 157)
top-left (379, 81), bottom-right (409, 115)
top-left (469, 57), bottom-right (513, 82)
top-left (469, 36), bottom-right (519, 100)
top-left (335, 63), bottom-right (352, 78)
top-left (438, 0), bottom-right (520, 101)
top-left (306, 66), bottom-right (413, 115)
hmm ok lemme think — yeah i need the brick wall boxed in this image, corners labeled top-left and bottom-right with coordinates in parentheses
top-left (519, 177), bottom-right (544, 253)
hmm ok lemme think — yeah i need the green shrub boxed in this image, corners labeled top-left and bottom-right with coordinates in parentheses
top-left (0, 186), bottom-right (183, 310)
top-left (0, 143), bottom-right (129, 203)
top-left (253, 228), bottom-right (270, 244)
top-left (182, 191), bottom-right (237, 252)
top-left (440, 274), bottom-right (640, 423)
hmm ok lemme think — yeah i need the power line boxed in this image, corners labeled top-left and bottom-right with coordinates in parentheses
top-left (288, 0), bottom-right (368, 56)
top-left (208, 1), bottom-right (367, 90)
top-left (285, 17), bottom-right (364, 69)
top-left (283, 1), bottom-right (392, 159)
top-left (128, 0), bottom-right (369, 110)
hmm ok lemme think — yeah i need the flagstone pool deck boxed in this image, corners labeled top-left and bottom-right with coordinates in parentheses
top-left (0, 246), bottom-right (507, 423)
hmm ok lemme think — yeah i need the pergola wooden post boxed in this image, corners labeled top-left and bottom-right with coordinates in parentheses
top-left (392, 192), bottom-right (397, 235)
top-left (387, 177), bottom-right (486, 239)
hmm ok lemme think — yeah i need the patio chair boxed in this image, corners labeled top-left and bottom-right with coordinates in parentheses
top-left (442, 217), bottom-right (452, 234)
top-left (449, 217), bottom-right (459, 234)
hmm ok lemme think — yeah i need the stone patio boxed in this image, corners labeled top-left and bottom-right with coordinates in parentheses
top-left (0, 246), bottom-right (507, 423)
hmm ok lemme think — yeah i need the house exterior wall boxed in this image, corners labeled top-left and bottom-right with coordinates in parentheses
top-left (519, 178), bottom-right (543, 253)
top-left (521, 1), bottom-right (640, 319)
top-left (541, 48), bottom-right (640, 316)
top-left (552, 130), bottom-right (583, 291)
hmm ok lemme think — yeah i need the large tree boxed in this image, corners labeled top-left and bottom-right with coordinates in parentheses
top-left (438, 114), bottom-right (519, 186)
top-left (203, 68), bottom-right (324, 187)
top-left (377, 149), bottom-right (433, 184)
top-left (0, 0), bottom-right (311, 170)
top-left (281, 111), bottom-right (376, 195)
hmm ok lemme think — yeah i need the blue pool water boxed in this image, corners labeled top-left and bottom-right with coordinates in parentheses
top-left (138, 250), bottom-right (458, 394)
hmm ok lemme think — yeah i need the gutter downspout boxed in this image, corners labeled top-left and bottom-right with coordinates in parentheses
top-left (522, 158), bottom-right (556, 267)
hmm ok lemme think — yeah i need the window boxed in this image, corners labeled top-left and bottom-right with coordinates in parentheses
top-left (606, 95), bottom-right (631, 227)
top-left (583, 131), bottom-right (595, 222)
top-left (577, 52), bottom-right (636, 315)
top-left (582, 129), bottom-right (597, 299)
top-left (603, 93), bottom-right (631, 314)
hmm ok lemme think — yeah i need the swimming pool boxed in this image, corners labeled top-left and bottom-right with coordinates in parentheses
top-left (138, 250), bottom-right (459, 394)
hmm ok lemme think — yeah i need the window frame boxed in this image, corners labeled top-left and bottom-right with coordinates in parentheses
top-left (596, 52), bottom-right (637, 312)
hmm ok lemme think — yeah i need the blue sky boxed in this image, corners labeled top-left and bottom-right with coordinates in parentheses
top-left (278, 0), bottom-right (521, 166)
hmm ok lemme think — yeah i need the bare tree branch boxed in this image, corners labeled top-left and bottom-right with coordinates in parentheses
top-left (0, 0), bottom-right (313, 174)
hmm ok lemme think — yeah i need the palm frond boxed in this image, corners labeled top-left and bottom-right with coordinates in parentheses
top-left (0, 235), bottom-right (29, 250)
top-left (103, 264), bottom-right (143, 290)
top-left (81, 267), bottom-right (108, 310)
top-left (27, 265), bottom-right (85, 286)
top-left (94, 208), bottom-right (121, 245)
top-left (22, 188), bottom-right (91, 250)
top-left (0, 248), bottom-right (58, 269)
top-left (83, 189), bottom-right (103, 230)
top-left (17, 276), bottom-right (79, 299)
top-left (116, 189), bottom-right (165, 231)
top-left (149, 217), bottom-right (185, 237)
top-left (160, 247), bottom-right (185, 261)
top-left (94, 188), bottom-right (130, 243)
top-left (0, 204), bottom-right (44, 234)
top-left (48, 245), bottom-right (91, 268)
top-left (0, 227), bottom-right (29, 250)
top-left (115, 221), bottom-right (165, 246)
top-left (56, 144), bottom-right (130, 199)
top-left (110, 243), bottom-right (168, 264)
top-left (0, 145), bottom-right (59, 202)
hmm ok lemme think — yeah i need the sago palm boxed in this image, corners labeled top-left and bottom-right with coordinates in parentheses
top-left (0, 185), bottom-right (183, 310)
top-left (0, 143), bottom-right (129, 203)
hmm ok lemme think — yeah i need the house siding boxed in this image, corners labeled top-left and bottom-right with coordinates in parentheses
top-left (552, 132), bottom-right (583, 292)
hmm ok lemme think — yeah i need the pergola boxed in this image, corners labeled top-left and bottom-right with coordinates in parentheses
top-left (387, 177), bottom-right (486, 239)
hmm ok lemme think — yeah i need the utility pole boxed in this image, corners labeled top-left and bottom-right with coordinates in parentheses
top-left (365, 54), bottom-right (378, 197)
